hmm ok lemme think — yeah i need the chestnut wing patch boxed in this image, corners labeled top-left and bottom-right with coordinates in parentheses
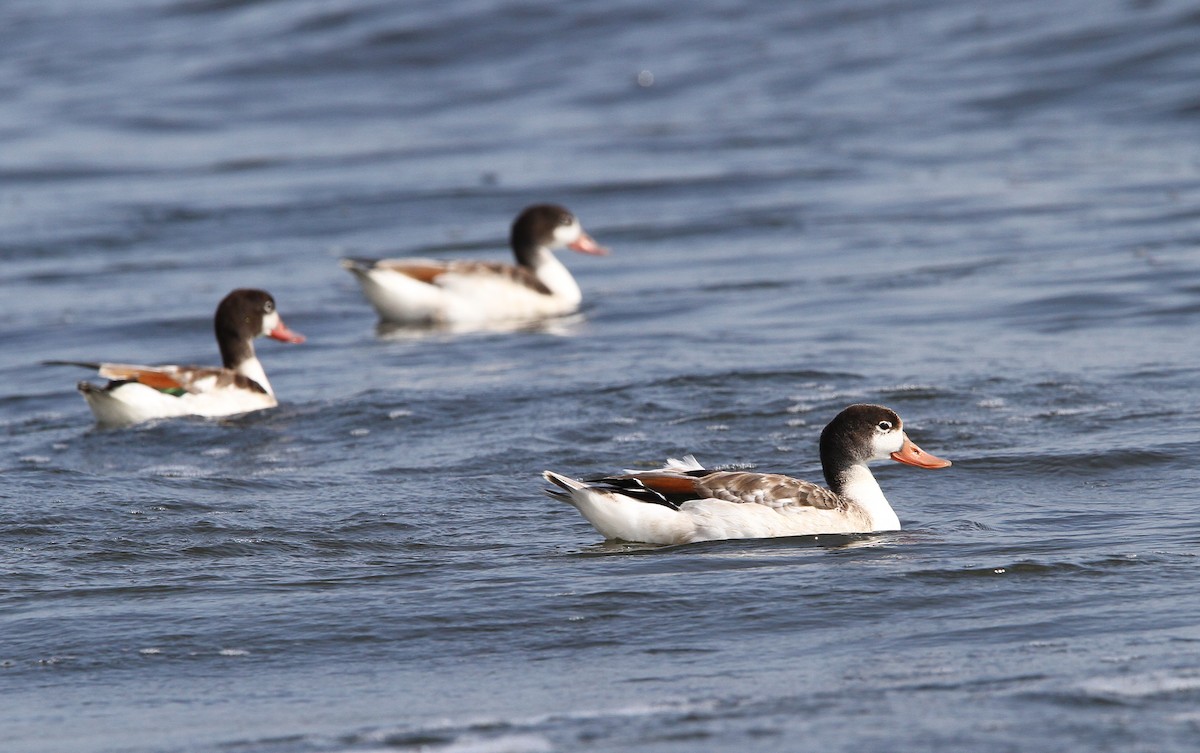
top-left (96, 364), bottom-right (267, 395)
top-left (45, 360), bottom-right (267, 396)
top-left (375, 260), bottom-right (450, 284)
top-left (585, 472), bottom-right (707, 509)
top-left (96, 364), bottom-right (186, 392)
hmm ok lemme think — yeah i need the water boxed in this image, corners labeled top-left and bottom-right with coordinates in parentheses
top-left (3, 0), bottom-right (1200, 751)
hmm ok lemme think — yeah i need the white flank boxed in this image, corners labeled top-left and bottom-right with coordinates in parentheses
top-left (81, 380), bottom-right (277, 427)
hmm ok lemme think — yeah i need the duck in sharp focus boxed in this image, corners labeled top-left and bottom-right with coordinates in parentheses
top-left (46, 288), bottom-right (305, 426)
top-left (340, 204), bottom-right (608, 326)
top-left (543, 404), bottom-right (952, 545)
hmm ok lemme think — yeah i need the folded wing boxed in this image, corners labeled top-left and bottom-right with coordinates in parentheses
top-left (586, 468), bottom-right (844, 511)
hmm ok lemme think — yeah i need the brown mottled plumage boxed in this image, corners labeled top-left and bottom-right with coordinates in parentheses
top-left (588, 469), bottom-right (844, 511)
top-left (372, 259), bottom-right (552, 296)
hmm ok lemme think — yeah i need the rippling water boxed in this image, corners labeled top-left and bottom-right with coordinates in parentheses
top-left (4, 1), bottom-right (1200, 751)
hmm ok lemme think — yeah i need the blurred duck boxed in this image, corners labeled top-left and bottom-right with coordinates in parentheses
top-left (341, 204), bottom-right (607, 326)
top-left (46, 288), bottom-right (304, 426)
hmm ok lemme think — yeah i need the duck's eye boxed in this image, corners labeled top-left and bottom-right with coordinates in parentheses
top-left (559, 214), bottom-right (575, 226)
top-left (876, 420), bottom-right (892, 431)
top-left (263, 301), bottom-right (275, 314)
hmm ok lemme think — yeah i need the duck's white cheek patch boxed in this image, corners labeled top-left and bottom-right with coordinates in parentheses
top-left (261, 311), bottom-right (280, 336)
top-left (554, 220), bottom-right (581, 246)
top-left (872, 431), bottom-right (904, 459)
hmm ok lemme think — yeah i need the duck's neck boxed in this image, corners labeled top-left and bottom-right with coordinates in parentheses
top-left (236, 355), bottom-right (273, 396)
top-left (218, 329), bottom-right (253, 369)
top-left (220, 336), bottom-right (273, 396)
top-left (832, 463), bottom-right (900, 531)
top-left (523, 246), bottom-right (581, 303)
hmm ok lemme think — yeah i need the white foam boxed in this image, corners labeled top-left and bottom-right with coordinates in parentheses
top-left (437, 734), bottom-right (553, 753)
top-left (347, 733), bottom-right (552, 753)
top-left (143, 465), bottom-right (204, 478)
top-left (1082, 671), bottom-right (1200, 699)
top-left (36, 655), bottom-right (72, 664)
top-left (355, 697), bottom-right (718, 753)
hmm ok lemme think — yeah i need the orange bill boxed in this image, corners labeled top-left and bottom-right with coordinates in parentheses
top-left (269, 319), bottom-right (306, 344)
top-left (891, 436), bottom-right (952, 469)
top-left (569, 232), bottom-right (609, 256)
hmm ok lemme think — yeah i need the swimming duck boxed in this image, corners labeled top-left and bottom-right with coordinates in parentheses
top-left (47, 288), bottom-right (304, 426)
top-left (543, 404), bottom-right (951, 545)
top-left (341, 204), bottom-right (607, 325)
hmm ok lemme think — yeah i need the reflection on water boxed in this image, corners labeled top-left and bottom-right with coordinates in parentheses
top-left (374, 312), bottom-right (587, 340)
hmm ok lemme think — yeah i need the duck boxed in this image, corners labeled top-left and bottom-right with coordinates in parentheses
top-left (542, 404), bottom-right (952, 545)
top-left (340, 204), bottom-right (608, 326)
top-left (46, 288), bottom-right (305, 426)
